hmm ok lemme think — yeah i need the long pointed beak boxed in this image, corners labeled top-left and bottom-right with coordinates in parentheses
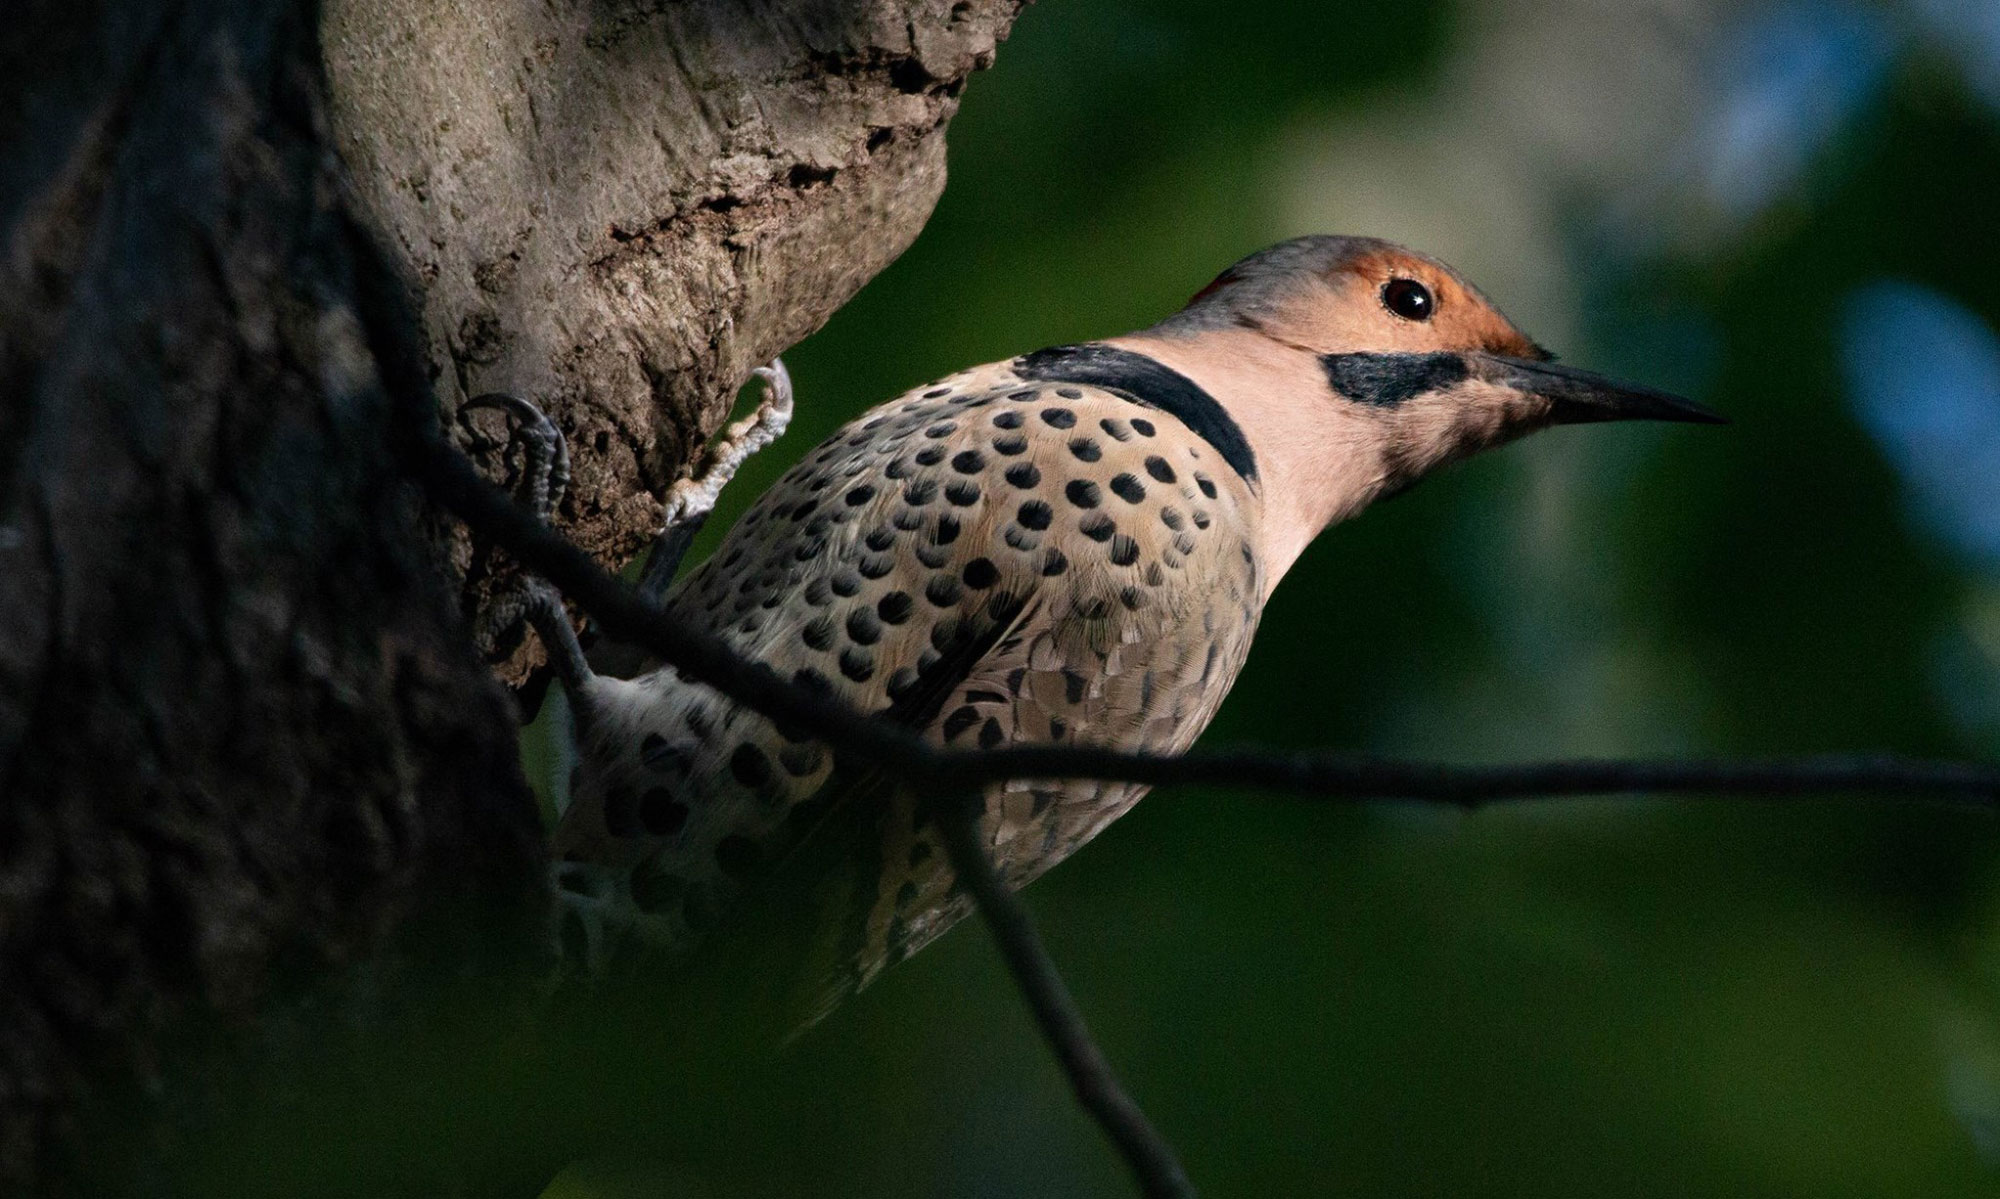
top-left (1480, 354), bottom-right (1727, 426)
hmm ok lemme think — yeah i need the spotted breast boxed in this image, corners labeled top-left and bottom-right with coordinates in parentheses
top-left (554, 347), bottom-right (1264, 1004)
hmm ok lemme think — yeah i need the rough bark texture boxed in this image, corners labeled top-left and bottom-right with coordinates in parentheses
top-left (324, 0), bottom-right (1018, 682)
top-left (0, 0), bottom-right (1019, 1190)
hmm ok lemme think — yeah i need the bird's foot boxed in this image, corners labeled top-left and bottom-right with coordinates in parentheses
top-left (462, 391), bottom-right (571, 525)
top-left (636, 357), bottom-right (793, 602)
top-left (460, 393), bottom-right (592, 687)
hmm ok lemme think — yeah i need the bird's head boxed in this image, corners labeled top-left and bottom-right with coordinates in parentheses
top-left (1117, 235), bottom-right (1723, 584)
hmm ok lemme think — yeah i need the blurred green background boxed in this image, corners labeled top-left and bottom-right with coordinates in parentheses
top-left (545, 1), bottom-right (2000, 1194)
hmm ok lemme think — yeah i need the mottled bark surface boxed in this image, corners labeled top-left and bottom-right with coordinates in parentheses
top-left (0, 0), bottom-right (1018, 1190)
top-left (325, 0), bottom-right (1018, 682)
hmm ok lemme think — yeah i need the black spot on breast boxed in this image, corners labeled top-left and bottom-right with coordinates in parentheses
top-left (1004, 526), bottom-right (1039, 550)
top-left (993, 434), bottom-right (1029, 456)
top-left (1131, 418), bottom-right (1156, 437)
top-left (1194, 472), bottom-right (1218, 499)
top-left (993, 410), bottom-right (1024, 429)
top-left (789, 499), bottom-right (819, 523)
top-left (1108, 535), bottom-right (1140, 565)
top-left (1145, 456), bottom-right (1176, 484)
top-left (978, 718), bottom-right (1005, 749)
top-left (885, 667), bottom-right (921, 703)
top-left (1040, 407), bottom-right (1077, 429)
top-left (933, 514), bottom-right (961, 544)
top-left (865, 527), bottom-right (897, 551)
top-left (831, 569), bottom-right (864, 597)
top-left (878, 591), bottom-right (914, 624)
top-left (1062, 669), bottom-right (1087, 704)
top-left (792, 668), bottom-right (832, 695)
top-left (1065, 479), bottom-right (1100, 508)
top-left (1191, 510), bottom-right (1212, 529)
top-left (963, 558), bottom-right (999, 589)
top-left (944, 480), bottom-right (981, 506)
top-left (916, 544), bottom-right (951, 569)
top-left (845, 484), bottom-right (876, 506)
top-left (1160, 507), bottom-right (1185, 531)
top-left (1109, 473), bottom-right (1146, 503)
top-left (1320, 350), bottom-right (1470, 407)
top-left (801, 617), bottom-right (836, 650)
top-left (925, 575), bottom-right (962, 607)
top-left (884, 457), bottom-right (912, 480)
top-left (1079, 513), bottom-right (1116, 542)
top-left (846, 607), bottom-right (883, 645)
top-left (640, 732), bottom-right (685, 774)
top-left (1005, 463), bottom-right (1041, 488)
top-left (838, 648), bottom-right (875, 681)
top-left (1056, 387), bottom-right (1084, 400)
top-left (639, 787), bottom-right (691, 836)
top-left (925, 421), bottom-right (958, 439)
top-left (952, 449), bottom-right (985, 474)
top-left (892, 508), bottom-right (924, 531)
top-left (1100, 417), bottom-right (1133, 441)
top-left (1017, 499), bottom-right (1052, 530)
top-left (1041, 548), bottom-right (1070, 576)
top-left (924, 386), bottom-right (951, 398)
top-left (942, 705), bottom-right (981, 742)
top-left (903, 478), bottom-right (938, 505)
top-left (780, 743), bottom-right (824, 776)
top-left (1069, 437), bottom-right (1101, 462)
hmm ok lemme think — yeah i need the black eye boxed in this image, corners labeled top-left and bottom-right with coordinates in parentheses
top-left (1381, 278), bottom-right (1434, 321)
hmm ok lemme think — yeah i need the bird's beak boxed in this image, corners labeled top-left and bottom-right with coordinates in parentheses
top-left (1479, 354), bottom-right (1727, 426)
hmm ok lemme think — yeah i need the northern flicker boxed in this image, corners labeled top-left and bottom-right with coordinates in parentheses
top-left (503, 235), bottom-right (1720, 1013)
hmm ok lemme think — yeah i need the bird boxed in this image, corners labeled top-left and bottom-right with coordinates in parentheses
top-left (507, 234), bottom-right (1721, 1016)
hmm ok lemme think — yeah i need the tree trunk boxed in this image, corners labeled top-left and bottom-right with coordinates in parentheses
top-left (0, 0), bottom-right (1020, 1190)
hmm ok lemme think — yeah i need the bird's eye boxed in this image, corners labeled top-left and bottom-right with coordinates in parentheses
top-left (1381, 278), bottom-right (1435, 322)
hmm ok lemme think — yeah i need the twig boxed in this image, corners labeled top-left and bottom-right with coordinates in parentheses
top-left (411, 436), bottom-right (2000, 810)
top-left (934, 791), bottom-right (1195, 1198)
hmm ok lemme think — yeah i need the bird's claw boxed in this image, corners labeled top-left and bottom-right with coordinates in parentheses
top-left (657, 356), bottom-right (794, 531)
top-left (463, 392), bottom-right (571, 525)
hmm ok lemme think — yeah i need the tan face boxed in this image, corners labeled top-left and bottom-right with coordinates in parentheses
top-left (1132, 234), bottom-right (1721, 588)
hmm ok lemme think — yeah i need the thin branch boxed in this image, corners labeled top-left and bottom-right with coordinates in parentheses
top-left (934, 791), bottom-right (1195, 1199)
top-left (411, 436), bottom-right (2000, 810)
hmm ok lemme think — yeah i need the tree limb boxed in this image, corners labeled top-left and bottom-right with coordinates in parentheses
top-left (414, 435), bottom-right (2000, 810)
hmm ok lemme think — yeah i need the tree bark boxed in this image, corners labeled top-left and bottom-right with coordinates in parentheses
top-left (323, 0), bottom-right (1017, 682)
top-left (0, 0), bottom-right (1019, 1189)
